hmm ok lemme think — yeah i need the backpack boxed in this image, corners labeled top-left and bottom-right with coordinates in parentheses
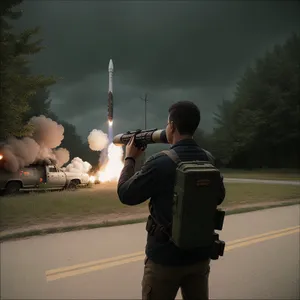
top-left (146, 149), bottom-right (225, 259)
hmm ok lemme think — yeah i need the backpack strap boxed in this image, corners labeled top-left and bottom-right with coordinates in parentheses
top-left (146, 149), bottom-right (181, 242)
top-left (161, 149), bottom-right (181, 165)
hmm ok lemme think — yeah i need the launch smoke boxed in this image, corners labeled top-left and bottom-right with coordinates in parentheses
top-left (29, 115), bottom-right (64, 149)
top-left (0, 115), bottom-right (70, 172)
top-left (63, 157), bottom-right (92, 173)
top-left (88, 129), bottom-right (109, 151)
top-left (1, 137), bottom-right (40, 173)
top-left (53, 148), bottom-right (70, 168)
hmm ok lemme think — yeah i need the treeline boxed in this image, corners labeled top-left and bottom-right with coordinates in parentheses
top-left (195, 33), bottom-right (300, 169)
top-left (0, 0), bottom-right (99, 166)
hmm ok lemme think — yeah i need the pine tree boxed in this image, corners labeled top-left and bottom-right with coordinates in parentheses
top-left (0, 0), bottom-right (56, 140)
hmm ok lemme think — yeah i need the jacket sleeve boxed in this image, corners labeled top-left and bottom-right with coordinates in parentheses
top-left (117, 155), bottom-right (159, 206)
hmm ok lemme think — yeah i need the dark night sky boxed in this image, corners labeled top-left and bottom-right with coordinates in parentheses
top-left (14, 0), bottom-right (300, 141)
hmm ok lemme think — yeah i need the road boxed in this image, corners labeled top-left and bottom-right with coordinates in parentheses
top-left (1, 205), bottom-right (299, 299)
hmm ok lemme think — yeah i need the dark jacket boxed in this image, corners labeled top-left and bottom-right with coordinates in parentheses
top-left (117, 138), bottom-right (226, 266)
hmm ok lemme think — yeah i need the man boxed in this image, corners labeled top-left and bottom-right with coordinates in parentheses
top-left (117, 101), bottom-right (226, 300)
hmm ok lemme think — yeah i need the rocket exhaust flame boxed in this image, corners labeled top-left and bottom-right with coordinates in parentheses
top-left (95, 143), bottom-right (124, 183)
top-left (89, 175), bottom-right (96, 183)
top-left (87, 127), bottom-right (124, 184)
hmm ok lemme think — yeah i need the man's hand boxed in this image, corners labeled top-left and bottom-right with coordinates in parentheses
top-left (125, 136), bottom-right (146, 159)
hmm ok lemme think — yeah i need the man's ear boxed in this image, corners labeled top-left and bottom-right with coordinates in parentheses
top-left (170, 121), bottom-right (176, 133)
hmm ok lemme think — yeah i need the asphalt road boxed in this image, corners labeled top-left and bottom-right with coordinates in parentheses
top-left (1, 205), bottom-right (299, 300)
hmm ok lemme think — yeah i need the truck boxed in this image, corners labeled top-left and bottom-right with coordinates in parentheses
top-left (0, 159), bottom-right (90, 194)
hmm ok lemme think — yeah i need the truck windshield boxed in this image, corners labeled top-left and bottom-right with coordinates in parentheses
top-left (49, 167), bottom-right (57, 172)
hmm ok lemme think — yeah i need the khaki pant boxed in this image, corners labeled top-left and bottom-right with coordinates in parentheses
top-left (142, 257), bottom-right (210, 300)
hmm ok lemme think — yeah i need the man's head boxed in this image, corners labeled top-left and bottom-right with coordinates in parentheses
top-left (166, 101), bottom-right (200, 144)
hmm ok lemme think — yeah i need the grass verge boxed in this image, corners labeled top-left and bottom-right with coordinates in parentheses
top-left (221, 168), bottom-right (300, 181)
top-left (1, 182), bottom-right (300, 241)
top-left (1, 200), bottom-right (299, 242)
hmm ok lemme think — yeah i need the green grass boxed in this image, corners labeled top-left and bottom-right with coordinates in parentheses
top-left (221, 168), bottom-right (300, 181)
top-left (0, 188), bottom-right (128, 229)
top-left (2, 200), bottom-right (300, 242)
top-left (221, 183), bottom-right (300, 207)
top-left (1, 182), bottom-right (300, 231)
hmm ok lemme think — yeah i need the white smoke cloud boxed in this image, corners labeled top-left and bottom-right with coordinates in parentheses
top-left (88, 129), bottom-right (109, 151)
top-left (29, 115), bottom-right (64, 149)
top-left (63, 157), bottom-right (92, 173)
top-left (1, 137), bottom-right (40, 173)
top-left (53, 148), bottom-right (70, 168)
top-left (0, 115), bottom-right (71, 172)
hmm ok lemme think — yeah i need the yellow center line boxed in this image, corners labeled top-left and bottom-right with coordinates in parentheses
top-left (226, 225), bottom-right (300, 246)
top-left (226, 228), bottom-right (300, 251)
top-left (47, 255), bottom-right (146, 282)
top-left (46, 225), bottom-right (300, 282)
top-left (46, 251), bottom-right (144, 276)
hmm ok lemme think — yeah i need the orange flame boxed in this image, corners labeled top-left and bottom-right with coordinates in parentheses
top-left (89, 175), bottom-right (96, 183)
top-left (88, 143), bottom-right (124, 184)
top-left (96, 143), bottom-right (124, 183)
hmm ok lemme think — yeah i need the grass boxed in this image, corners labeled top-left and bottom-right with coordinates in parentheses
top-left (2, 200), bottom-right (300, 242)
top-left (1, 182), bottom-right (300, 231)
top-left (221, 168), bottom-right (300, 181)
top-left (221, 183), bottom-right (300, 206)
top-left (0, 187), bottom-right (128, 229)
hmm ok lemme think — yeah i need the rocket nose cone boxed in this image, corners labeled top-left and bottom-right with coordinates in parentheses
top-left (108, 59), bottom-right (114, 72)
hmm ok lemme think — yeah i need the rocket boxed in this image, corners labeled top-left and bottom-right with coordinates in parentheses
top-left (108, 59), bottom-right (114, 126)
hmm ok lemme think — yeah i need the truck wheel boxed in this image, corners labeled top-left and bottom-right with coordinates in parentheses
top-left (68, 181), bottom-right (78, 191)
top-left (5, 182), bottom-right (21, 195)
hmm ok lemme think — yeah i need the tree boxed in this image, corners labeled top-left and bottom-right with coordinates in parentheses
top-left (0, 0), bottom-right (56, 140)
top-left (193, 128), bottom-right (211, 150)
top-left (24, 85), bottom-right (52, 121)
top-left (209, 99), bottom-right (237, 164)
top-left (211, 33), bottom-right (300, 168)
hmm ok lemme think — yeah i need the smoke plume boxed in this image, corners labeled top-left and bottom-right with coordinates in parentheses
top-left (29, 115), bottom-right (64, 148)
top-left (99, 146), bottom-right (108, 167)
top-left (88, 129), bottom-right (109, 151)
top-left (1, 137), bottom-right (40, 173)
top-left (53, 148), bottom-right (70, 168)
top-left (63, 157), bottom-right (92, 173)
top-left (0, 115), bottom-right (70, 172)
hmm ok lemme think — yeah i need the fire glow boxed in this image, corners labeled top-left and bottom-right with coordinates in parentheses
top-left (97, 143), bottom-right (124, 182)
top-left (89, 143), bottom-right (124, 184)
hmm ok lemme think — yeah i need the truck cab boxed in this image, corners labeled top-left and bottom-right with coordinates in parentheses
top-left (43, 165), bottom-right (67, 188)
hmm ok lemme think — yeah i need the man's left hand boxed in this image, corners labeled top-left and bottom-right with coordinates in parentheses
top-left (126, 136), bottom-right (146, 159)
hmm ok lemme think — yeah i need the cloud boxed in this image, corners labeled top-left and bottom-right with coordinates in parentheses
top-left (13, 0), bottom-right (300, 139)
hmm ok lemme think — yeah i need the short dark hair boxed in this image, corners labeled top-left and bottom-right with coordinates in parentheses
top-left (168, 101), bottom-right (200, 135)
